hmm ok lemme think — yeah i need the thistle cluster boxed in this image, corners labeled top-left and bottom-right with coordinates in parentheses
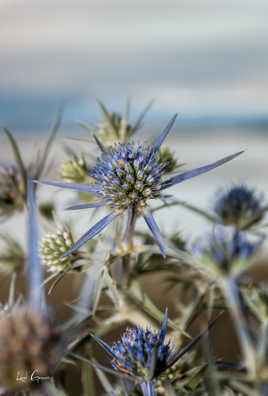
top-left (3, 101), bottom-right (268, 396)
top-left (39, 114), bottom-right (243, 257)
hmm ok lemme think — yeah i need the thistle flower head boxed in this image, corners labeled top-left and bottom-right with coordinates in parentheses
top-left (90, 141), bottom-right (168, 211)
top-left (40, 229), bottom-right (80, 272)
top-left (214, 184), bottom-right (264, 229)
top-left (0, 307), bottom-right (61, 391)
top-left (37, 114), bottom-right (244, 257)
top-left (0, 164), bottom-right (24, 219)
top-left (110, 324), bottom-right (173, 378)
top-left (193, 228), bottom-right (261, 274)
top-left (92, 310), bottom-right (220, 383)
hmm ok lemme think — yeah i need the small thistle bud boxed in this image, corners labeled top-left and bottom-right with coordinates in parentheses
top-left (97, 112), bottom-right (134, 145)
top-left (60, 155), bottom-right (90, 183)
top-left (0, 164), bottom-right (25, 219)
top-left (0, 236), bottom-right (25, 274)
top-left (0, 307), bottom-right (61, 391)
top-left (158, 147), bottom-right (178, 174)
top-left (214, 184), bottom-right (265, 229)
top-left (40, 229), bottom-right (80, 272)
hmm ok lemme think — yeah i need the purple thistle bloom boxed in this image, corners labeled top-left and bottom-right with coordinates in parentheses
top-left (214, 184), bottom-right (265, 228)
top-left (37, 114), bottom-right (243, 257)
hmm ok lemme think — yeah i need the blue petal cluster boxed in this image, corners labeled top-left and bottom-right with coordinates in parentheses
top-left (214, 184), bottom-right (264, 228)
top-left (37, 115), bottom-right (243, 257)
top-left (90, 141), bottom-right (167, 210)
top-left (110, 323), bottom-right (173, 377)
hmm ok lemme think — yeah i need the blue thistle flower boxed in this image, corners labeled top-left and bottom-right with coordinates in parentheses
top-left (37, 115), bottom-right (243, 257)
top-left (214, 184), bottom-right (265, 229)
top-left (193, 228), bottom-right (261, 274)
top-left (91, 310), bottom-right (220, 383)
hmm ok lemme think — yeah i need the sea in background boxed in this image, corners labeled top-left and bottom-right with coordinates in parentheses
top-left (1, 0), bottom-right (268, 133)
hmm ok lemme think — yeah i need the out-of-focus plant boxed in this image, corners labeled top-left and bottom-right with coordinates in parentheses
top-left (1, 107), bottom-right (62, 221)
top-left (78, 99), bottom-right (153, 145)
top-left (0, 235), bottom-right (25, 275)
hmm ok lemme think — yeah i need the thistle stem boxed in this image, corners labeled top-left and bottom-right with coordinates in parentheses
top-left (123, 207), bottom-right (137, 250)
top-left (140, 381), bottom-right (156, 396)
top-left (221, 277), bottom-right (256, 377)
top-left (122, 208), bottom-right (137, 285)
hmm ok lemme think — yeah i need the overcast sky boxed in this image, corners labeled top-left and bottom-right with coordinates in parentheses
top-left (1, 0), bottom-right (268, 132)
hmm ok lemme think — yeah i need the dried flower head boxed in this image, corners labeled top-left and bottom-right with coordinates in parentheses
top-left (0, 307), bottom-right (61, 391)
top-left (0, 164), bottom-right (25, 219)
top-left (40, 229), bottom-right (80, 272)
top-left (37, 115), bottom-right (243, 257)
top-left (214, 184), bottom-right (265, 229)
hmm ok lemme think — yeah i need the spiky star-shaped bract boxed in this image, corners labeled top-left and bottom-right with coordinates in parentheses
top-left (37, 115), bottom-right (243, 257)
